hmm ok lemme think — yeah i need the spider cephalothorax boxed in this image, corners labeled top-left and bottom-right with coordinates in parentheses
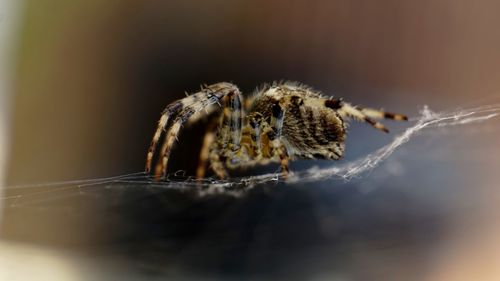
top-left (145, 81), bottom-right (407, 179)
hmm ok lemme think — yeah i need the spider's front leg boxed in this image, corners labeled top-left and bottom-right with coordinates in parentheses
top-left (145, 82), bottom-right (240, 179)
top-left (208, 89), bottom-right (244, 179)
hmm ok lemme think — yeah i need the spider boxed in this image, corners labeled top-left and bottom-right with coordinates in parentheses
top-left (145, 81), bottom-right (407, 179)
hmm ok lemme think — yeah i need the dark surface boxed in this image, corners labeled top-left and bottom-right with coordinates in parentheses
top-left (2, 178), bottom-right (445, 281)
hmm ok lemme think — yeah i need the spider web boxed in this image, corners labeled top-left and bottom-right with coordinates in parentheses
top-left (1, 104), bottom-right (499, 206)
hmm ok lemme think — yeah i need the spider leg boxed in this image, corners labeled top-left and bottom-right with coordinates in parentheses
top-left (208, 143), bottom-right (228, 179)
top-left (331, 100), bottom-right (392, 133)
top-left (209, 87), bottom-right (245, 179)
top-left (186, 102), bottom-right (218, 126)
top-left (274, 140), bottom-right (290, 177)
top-left (261, 102), bottom-right (290, 177)
top-left (247, 113), bottom-right (263, 158)
top-left (218, 90), bottom-right (244, 151)
top-left (196, 117), bottom-right (219, 179)
top-left (146, 82), bottom-right (240, 178)
top-left (265, 133), bottom-right (290, 177)
top-left (222, 115), bottom-right (263, 170)
top-left (356, 106), bottom-right (408, 121)
top-left (145, 101), bottom-right (183, 173)
top-left (154, 114), bottom-right (188, 178)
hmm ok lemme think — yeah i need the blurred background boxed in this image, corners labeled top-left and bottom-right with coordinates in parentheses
top-left (1, 0), bottom-right (500, 280)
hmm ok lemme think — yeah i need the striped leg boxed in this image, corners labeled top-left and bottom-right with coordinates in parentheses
top-left (145, 101), bottom-right (183, 173)
top-left (329, 99), bottom-right (408, 133)
top-left (334, 101), bottom-right (391, 133)
top-left (217, 90), bottom-right (244, 152)
top-left (196, 117), bottom-right (219, 179)
top-left (154, 113), bottom-right (189, 179)
top-left (246, 113), bottom-right (263, 158)
top-left (268, 136), bottom-right (290, 178)
top-left (262, 102), bottom-right (290, 177)
top-left (146, 82), bottom-right (240, 179)
top-left (270, 103), bottom-right (290, 177)
top-left (208, 143), bottom-right (228, 179)
top-left (209, 89), bottom-right (244, 178)
top-left (357, 106), bottom-right (408, 121)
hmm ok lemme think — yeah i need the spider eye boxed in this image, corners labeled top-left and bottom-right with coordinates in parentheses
top-left (229, 158), bottom-right (240, 165)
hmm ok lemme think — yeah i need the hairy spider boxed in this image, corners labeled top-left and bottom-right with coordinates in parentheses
top-left (145, 81), bottom-right (407, 179)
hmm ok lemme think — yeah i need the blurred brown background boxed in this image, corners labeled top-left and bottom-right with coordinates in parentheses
top-left (2, 1), bottom-right (500, 281)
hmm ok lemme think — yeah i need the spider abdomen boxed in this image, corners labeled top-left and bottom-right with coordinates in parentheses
top-left (248, 84), bottom-right (347, 161)
top-left (282, 100), bottom-right (346, 160)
